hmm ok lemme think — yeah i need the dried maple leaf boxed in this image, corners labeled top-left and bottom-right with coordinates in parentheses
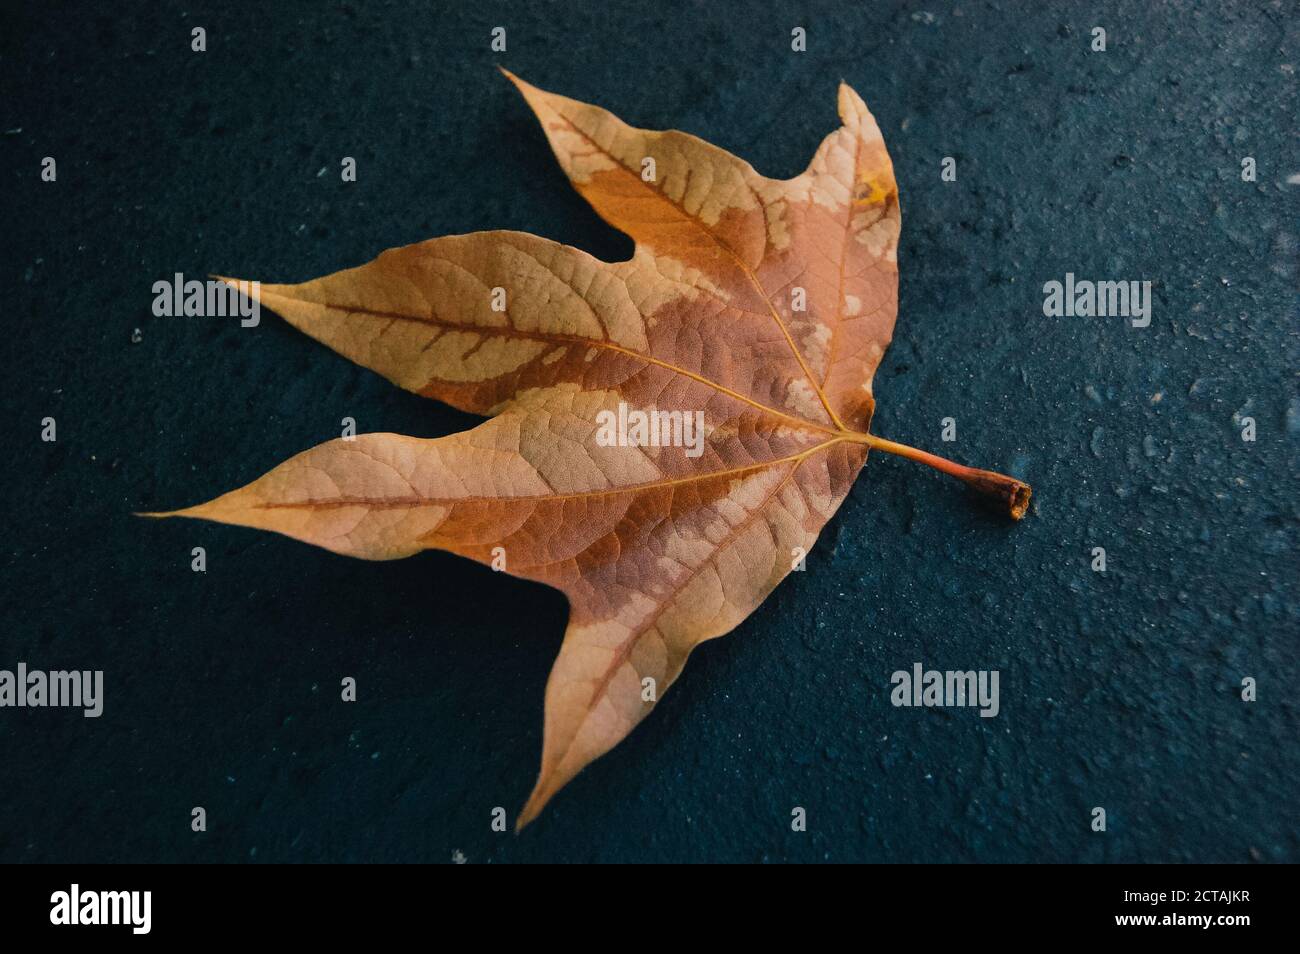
top-left (147, 72), bottom-right (1030, 827)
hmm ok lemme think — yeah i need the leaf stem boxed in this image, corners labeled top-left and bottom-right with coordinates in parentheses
top-left (844, 431), bottom-right (1031, 520)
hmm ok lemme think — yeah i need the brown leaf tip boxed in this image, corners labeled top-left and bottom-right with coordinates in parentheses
top-left (498, 66), bottom-right (530, 93)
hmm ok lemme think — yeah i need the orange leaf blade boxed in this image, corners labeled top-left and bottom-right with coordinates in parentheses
top-left (162, 74), bottom-right (925, 825)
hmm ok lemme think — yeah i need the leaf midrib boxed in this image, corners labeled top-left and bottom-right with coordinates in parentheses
top-left (271, 295), bottom-right (842, 440)
top-left (248, 438), bottom-right (843, 511)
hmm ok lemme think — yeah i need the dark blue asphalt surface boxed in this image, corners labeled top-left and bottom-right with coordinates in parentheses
top-left (2, 1), bottom-right (1296, 862)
